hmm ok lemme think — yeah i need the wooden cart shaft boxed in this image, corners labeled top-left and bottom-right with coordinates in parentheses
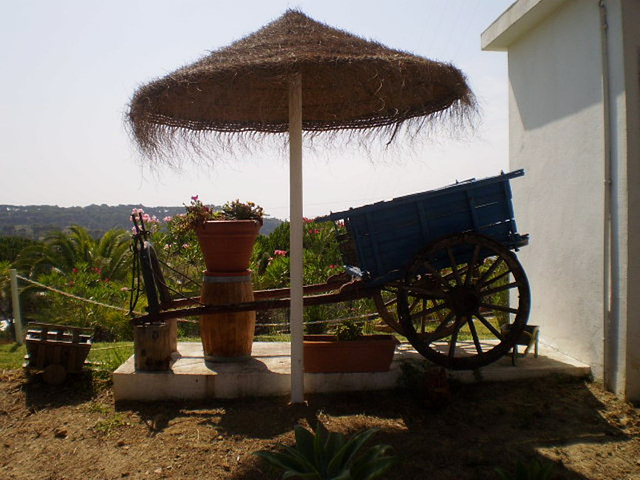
top-left (132, 277), bottom-right (379, 325)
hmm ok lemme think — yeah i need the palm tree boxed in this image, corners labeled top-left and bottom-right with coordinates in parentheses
top-left (16, 226), bottom-right (131, 281)
top-left (93, 229), bottom-right (132, 281)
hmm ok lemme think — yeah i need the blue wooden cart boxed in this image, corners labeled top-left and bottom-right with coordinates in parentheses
top-left (316, 169), bottom-right (530, 369)
top-left (132, 170), bottom-right (530, 370)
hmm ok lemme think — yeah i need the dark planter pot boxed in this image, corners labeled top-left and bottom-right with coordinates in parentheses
top-left (194, 220), bottom-right (261, 273)
top-left (303, 334), bottom-right (396, 373)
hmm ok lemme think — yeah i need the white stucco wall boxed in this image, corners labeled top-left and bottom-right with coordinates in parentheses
top-left (618, 0), bottom-right (640, 400)
top-left (483, 0), bottom-right (640, 399)
top-left (504, 0), bottom-right (606, 376)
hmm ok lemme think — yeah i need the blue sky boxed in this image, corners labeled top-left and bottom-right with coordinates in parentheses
top-left (0, 0), bottom-right (513, 219)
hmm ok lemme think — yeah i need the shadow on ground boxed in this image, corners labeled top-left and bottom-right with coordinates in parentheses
top-left (23, 369), bottom-right (110, 409)
top-left (117, 375), bottom-right (633, 480)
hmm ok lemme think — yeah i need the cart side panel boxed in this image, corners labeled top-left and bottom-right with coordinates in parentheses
top-left (328, 171), bottom-right (524, 283)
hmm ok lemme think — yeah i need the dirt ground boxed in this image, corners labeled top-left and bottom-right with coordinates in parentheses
top-left (0, 369), bottom-right (638, 480)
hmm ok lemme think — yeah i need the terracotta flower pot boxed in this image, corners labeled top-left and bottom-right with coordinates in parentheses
top-left (303, 334), bottom-right (397, 373)
top-left (194, 220), bottom-right (261, 273)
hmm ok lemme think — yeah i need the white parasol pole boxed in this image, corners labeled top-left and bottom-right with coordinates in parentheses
top-left (289, 73), bottom-right (305, 403)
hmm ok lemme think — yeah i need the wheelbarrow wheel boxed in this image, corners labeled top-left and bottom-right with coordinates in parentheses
top-left (398, 232), bottom-right (530, 370)
top-left (43, 364), bottom-right (67, 385)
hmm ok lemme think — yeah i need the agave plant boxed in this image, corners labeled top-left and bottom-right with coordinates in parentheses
top-left (254, 422), bottom-right (397, 480)
top-left (495, 459), bottom-right (556, 480)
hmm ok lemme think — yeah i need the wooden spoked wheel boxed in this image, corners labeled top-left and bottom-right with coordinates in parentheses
top-left (372, 286), bottom-right (407, 335)
top-left (398, 233), bottom-right (530, 370)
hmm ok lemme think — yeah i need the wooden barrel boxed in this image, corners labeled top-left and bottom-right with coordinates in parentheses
top-left (200, 270), bottom-right (255, 362)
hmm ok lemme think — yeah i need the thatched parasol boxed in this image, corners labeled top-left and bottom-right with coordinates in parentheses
top-left (129, 9), bottom-right (475, 156)
top-left (127, 10), bottom-right (477, 402)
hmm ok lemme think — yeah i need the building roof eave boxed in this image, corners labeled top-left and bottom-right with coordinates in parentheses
top-left (481, 0), bottom-right (570, 51)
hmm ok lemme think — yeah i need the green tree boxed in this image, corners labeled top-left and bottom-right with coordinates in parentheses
top-left (249, 219), bottom-right (373, 335)
top-left (11, 227), bottom-right (133, 340)
top-left (16, 226), bottom-right (131, 281)
top-left (0, 236), bottom-right (39, 263)
top-left (0, 261), bottom-right (12, 318)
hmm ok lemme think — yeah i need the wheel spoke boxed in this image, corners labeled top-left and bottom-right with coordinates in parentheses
top-left (422, 261), bottom-right (451, 289)
top-left (481, 302), bottom-right (519, 315)
top-left (408, 301), bottom-right (448, 321)
top-left (408, 296), bottom-right (421, 312)
top-left (467, 317), bottom-right (483, 354)
top-left (405, 285), bottom-right (447, 299)
top-left (465, 245), bottom-right (481, 286)
top-left (479, 257), bottom-right (504, 285)
top-left (476, 312), bottom-right (503, 339)
top-left (448, 316), bottom-right (464, 358)
top-left (418, 310), bottom-right (455, 340)
top-left (443, 264), bottom-right (470, 284)
top-left (446, 247), bottom-right (463, 285)
top-left (378, 286), bottom-right (402, 310)
top-left (384, 297), bottom-right (398, 308)
top-left (481, 268), bottom-right (510, 289)
top-left (481, 281), bottom-right (521, 297)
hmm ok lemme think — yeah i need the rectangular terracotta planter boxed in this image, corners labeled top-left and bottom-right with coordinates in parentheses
top-left (303, 334), bottom-right (396, 373)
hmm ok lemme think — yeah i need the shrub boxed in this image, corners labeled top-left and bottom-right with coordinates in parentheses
top-left (30, 264), bottom-right (130, 341)
top-left (255, 422), bottom-right (397, 480)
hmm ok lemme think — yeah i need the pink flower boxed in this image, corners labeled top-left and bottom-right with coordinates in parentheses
top-left (72, 267), bottom-right (78, 273)
top-left (191, 195), bottom-right (199, 201)
top-left (308, 229), bottom-right (320, 235)
top-left (303, 217), bottom-right (313, 224)
top-left (163, 216), bottom-right (172, 222)
top-left (274, 250), bottom-right (287, 257)
top-left (329, 264), bottom-right (336, 269)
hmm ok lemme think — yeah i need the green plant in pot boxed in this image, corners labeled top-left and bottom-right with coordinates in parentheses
top-left (333, 319), bottom-right (363, 341)
top-left (176, 196), bottom-right (264, 273)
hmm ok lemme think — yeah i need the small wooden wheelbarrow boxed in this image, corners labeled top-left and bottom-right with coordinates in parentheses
top-left (24, 323), bottom-right (93, 385)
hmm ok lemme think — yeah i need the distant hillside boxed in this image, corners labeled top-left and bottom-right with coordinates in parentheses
top-left (0, 204), bottom-right (282, 240)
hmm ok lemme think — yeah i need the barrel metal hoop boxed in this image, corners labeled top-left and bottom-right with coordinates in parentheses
top-left (202, 273), bottom-right (252, 283)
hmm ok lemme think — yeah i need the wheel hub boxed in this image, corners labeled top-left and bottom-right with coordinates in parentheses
top-left (447, 286), bottom-right (480, 317)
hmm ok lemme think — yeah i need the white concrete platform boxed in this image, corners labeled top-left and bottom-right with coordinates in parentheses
top-left (113, 341), bottom-right (591, 401)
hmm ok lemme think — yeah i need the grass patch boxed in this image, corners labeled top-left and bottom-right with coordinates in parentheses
top-left (92, 412), bottom-right (127, 436)
top-left (88, 342), bottom-right (133, 372)
top-left (255, 333), bottom-right (291, 342)
top-left (0, 341), bottom-right (135, 373)
top-left (0, 342), bottom-right (26, 370)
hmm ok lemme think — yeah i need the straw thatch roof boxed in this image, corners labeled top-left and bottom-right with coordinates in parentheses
top-left (128, 9), bottom-right (477, 159)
